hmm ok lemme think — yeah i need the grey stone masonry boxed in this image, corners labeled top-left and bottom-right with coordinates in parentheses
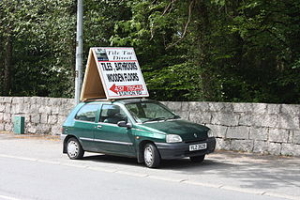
top-left (1, 97), bottom-right (300, 156)
top-left (0, 97), bottom-right (74, 136)
top-left (163, 101), bottom-right (300, 156)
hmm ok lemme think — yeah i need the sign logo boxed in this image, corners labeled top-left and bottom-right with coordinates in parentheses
top-left (194, 133), bottom-right (198, 138)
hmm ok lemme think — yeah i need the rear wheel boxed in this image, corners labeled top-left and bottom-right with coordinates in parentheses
top-left (67, 138), bottom-right (84, 159)
top-left (190, 155), bottom-right (205, 163)
top-left (144, 143), bottom-right (161, 168)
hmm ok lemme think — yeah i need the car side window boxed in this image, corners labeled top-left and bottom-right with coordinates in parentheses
top-left (75, 104), bottom-right (99, 122)
top-left (100, 105), bottom-right (127, 124)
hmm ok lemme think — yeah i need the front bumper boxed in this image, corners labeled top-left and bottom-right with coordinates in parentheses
top-left (155, 137), bottom-right (216, 160)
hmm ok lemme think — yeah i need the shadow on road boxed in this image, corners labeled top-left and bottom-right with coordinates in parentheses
top-left (80, 152), bottom-right (300, 192)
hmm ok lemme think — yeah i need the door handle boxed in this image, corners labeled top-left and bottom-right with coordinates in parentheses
top-left (96, 125), bottom-right (102, 129)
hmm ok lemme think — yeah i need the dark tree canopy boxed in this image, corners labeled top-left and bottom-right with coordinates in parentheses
top-left (1, 0), bottom-right (299, 103)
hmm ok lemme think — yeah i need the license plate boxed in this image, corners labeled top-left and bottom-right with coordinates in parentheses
top-left (189, 143), bottom-right (207, 151)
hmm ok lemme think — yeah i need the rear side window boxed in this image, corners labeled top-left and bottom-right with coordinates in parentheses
top-left (75, 104), bottom-right (99, 122)
top-left (99, 104), bottom-right (127, 124)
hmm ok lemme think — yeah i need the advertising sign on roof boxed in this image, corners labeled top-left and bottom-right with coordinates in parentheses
top-left (80, 47), bottom-right (149, 101)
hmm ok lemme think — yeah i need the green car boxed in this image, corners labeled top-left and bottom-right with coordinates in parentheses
top-left (62, 98), bottom-right (216, 168)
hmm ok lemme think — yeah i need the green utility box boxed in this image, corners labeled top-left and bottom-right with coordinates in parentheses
top-left (13, 116), bottom-right (25, 134)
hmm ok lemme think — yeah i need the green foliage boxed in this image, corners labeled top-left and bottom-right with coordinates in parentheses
top-left (0, 0), bottom-right (75, 97)
top-left (1, 0), bottom-right (300, 103)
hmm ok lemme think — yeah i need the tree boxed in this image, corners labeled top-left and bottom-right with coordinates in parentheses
top-left (0, 0), bottom-right (76, 97)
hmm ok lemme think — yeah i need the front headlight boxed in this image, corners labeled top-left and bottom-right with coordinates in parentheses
top-left (207, 129), bottom-right (213, 137)
top-left (166, 134), bottom-right (182, 143)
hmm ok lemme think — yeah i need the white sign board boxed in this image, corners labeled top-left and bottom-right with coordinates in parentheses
top-left (91, 47), bottom-right (149, 100)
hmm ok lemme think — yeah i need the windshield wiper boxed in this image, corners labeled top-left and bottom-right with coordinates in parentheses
top-left (165, 115), bottom-right (181, 121)
top-left (143, 117), bottom-right (165, 123)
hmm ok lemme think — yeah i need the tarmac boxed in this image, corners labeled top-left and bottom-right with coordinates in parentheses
top-left (0, 131), bottom-right (300, 200)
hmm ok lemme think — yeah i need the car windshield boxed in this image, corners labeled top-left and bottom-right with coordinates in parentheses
top-left (125, 101), bottom-right (180, 123)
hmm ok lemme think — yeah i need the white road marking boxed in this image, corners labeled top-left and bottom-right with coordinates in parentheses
top-left (0, 195), bottom-right (22, 200)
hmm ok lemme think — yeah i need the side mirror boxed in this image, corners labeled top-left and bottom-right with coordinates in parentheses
top-left (117, 121), bottom-right (132, 129)
top-left (174, 115), bottom-right (181, 119)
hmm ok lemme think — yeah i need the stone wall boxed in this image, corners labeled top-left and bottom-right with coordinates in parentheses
top-left (0, 97), bottom-right (74, 136)
top-left (164, 101), bottom-right (300, 156)
top-left (0, 96), bottom-right (299, 156)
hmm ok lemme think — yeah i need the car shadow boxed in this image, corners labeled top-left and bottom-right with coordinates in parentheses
top-left (82, 154), bottom-right (141, 167)
top-left (81, 153), bottom-right (226, 170)
top-left (79, 152), bottom-right (300, 193)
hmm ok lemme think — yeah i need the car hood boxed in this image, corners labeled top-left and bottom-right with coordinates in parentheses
top-left (136, 120), bottom-right (209, 141)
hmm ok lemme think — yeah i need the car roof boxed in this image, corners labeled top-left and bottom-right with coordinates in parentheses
top-left (84, 98), bottom-right (156, 105)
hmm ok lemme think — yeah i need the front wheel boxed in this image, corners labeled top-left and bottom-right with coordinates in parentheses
top-left (144, 143), bottom-right (161, 168)
top-left (66, 138), bottom-right (84, 159)
top-left (190, 155), bottom-right (205, 163)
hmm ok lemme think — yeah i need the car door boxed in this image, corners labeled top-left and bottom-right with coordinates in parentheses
top-left (94, 104), bottom-right (135, 156)
top-left (73, 103), bottom-right (100, 152)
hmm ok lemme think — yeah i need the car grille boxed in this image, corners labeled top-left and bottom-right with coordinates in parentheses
top-left (185, 139), bottom-right (207, 144)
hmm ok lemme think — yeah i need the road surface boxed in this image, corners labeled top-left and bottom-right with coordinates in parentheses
top-left (0, 132), bottom-right (299, 200)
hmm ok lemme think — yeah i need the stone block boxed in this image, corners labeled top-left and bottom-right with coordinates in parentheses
top-left (281, 104), bottom-right (300, 116)
top-left (253, 103), bottom-right (267, 114)
top-left (211, 112), bottom-right (239, 126)
top-left (11, 104), bottom-right (23, 114)
top-left (40, 114), bottom-right (48, 124)
top-left (5, 105), bottom-right (11, 113)
top-left (166, 102), bottom-right (181, 112)
top-left (281, 143), bottom-right (300, 156)
top-left (267, 104), bottom-right (281, 114)
top-left (253, 140), bottom-right (268, 154)
top-left (31, 114), bottom-right (40, 123)
top-left (249, 127), bottom-right (268, 141)
top-left (189, 111), bottom-right (211, 124)
top-left (4, 123), bottom-right (13, 131)
top-left (57, 115), bottom-right (67, 125)
top-left (51, 125), bottom-right (62, 135)
top-left (51, 106), bottom-right (60, 115)
top-left (2, 97), bottom-right (12, 103)
top-left (268, 128), bottom-right (289, 143)
top-left (27, 124), bottom-right (37, 134)
top-left (21, 103), bottom-right (30, 113)
top-left (0, 103), bottom-right (5, 112)
top-left (30, 97), bottom-right (40, 104)
top-left (215, 138), bottom-right (232, 150)
top-left (30, 104), bottom-right (40, 114)
top-left (230, 140), bottom-right (254, 152)
top-left (209, 102), bottom-right (233, 112)
top-left (206, 125), bottom-right (227, 138)
top-left (48, 98), bottom-right (62, 106)
top-left (289, 130), bottom-right (300, 144)
top-left (226, 126), bottom-right (250, 139)
top-left (239, 113), bottom-right (254, 126)
top-left (48, 115), bottom-right (58, 125)
top-left (0, 123), bottom-right (4, 130)
top-left (255, 114), bottom-right (278, 128)
top-left (189, 102), bottom-right (209, 111)
top-left (275, 114), bottom-right (299, 129)
top-left (36, 124), bottom-right (51, 134)
top-left (61, 98), bottom-right (75, 106)
top-left (3, 113), bottom-right (11, 122)
top-left (233, 103), bottom-right (253, 113)
top-left (12, 97), bottom-right (23, 104)
top-left (181, 102), bottom-right (190, 111)
top-left (268, 143), bottom-right (282, 155)
top-left (178, 111), bottom-right (189, 121)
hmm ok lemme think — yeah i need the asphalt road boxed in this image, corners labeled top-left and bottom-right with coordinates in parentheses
top-left (0, 132), bottom-right (299, 200)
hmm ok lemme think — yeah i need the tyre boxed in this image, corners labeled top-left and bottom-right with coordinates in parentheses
top-left (190, 155), bottom-right (205, 163)
top-left (66, 138), bottom-right (84, 159)
top-left (143, 143), bottom-right (161, 168)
